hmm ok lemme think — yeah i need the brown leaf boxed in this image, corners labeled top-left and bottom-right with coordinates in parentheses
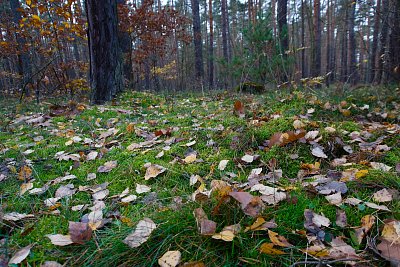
top-left (229, 191), bottom-right (264, 217)
top-left (259, 243), bottom-right (286, 255)
top-left (268, 130), bottom-right (306, 148)
top-left (97, 160), bottom-right (118, 173)
top-left (354, 215), bottom-right (375, 245)
top-left (329, 237), bottom-right (361, 260)
top-left (376, 239), bottom-right (400, 266)
top-left (123, 218), bottom-right (157, 248)
top-left (193, 208), bottom-right (216, 235)
top-left (69, 222), bottom-right (92, 244)
top-left (144, 163), bottom-right (166, 180)
top-left (268, 230), bottom-right (293, 247)
top-left (335, 209), bottom-right (347, 228)
top-left (245, 217), bottom-right (277, 232)
top-left (233, 100), bottom-right (245, 117)
top-left (18, 166), bottom-right (32, 181)
top-left (9, 244), bottom-right (33, 265)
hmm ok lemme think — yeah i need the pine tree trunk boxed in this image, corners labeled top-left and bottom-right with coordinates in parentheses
top-left (369, 0), bottom-right (381, 83)
top-left (191, 0), bottom-right (204, 83)
top-left (208, 0), bottom-right (214, 89)
top-left (312, 0), bottom-right (321, 77)
top-left (221, 0), bottom-right (229, 63)
top-left (86, 0), bottom-right (123, 104)
top-left (348, 0), bottom-right (358, 84)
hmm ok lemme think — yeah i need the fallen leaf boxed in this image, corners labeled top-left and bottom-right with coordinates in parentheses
top-left (40, 261), bottom-right (63, 267)
top-left (259, 243), bottom-right (286, 255)
top-left (183, 153), bottom-right (197, 163)
top-left (370, 162), bottom-right (392, 172)
top-left (136, 184), bottom-right (151, 194)
top-left (329, 237), bottom-right (360, 260)
top-left (193, 208), bottom-right (216, 235)
top-left (86, 151), bottom-right (98, 161)
top-left (55, 184), bottom-right (76, 198)
top-left (381, 219), bottom-right (400, 244)
top-left (233, 100), bottom-right (245, 117)
top-left (250, 184), bottom-right (287, 205)
top-left (325, 192), bottom-right (342, 205)
top-left (336, 209), bottom-right (347, 228)
top-left (364, 202), bottom-right (390, 211)
top-left (245, 217), bottom-right (277, 231)
top-left (158, 251), bottom-right (181, 267)
top-left (373, 188), bottom-right (396, 203)
top-left (18, 166), bottom-right (32, 180)
top-left (311, 147), bottom-right (328, 159)
top-left (9, 244), bottom-right (33, 265)
top-left (123, 218), bottom-right (157, 248)
top-left (268, 230), bottom-right (293, 247)
top-left (218, 160), bottom-right (229, 171)
top-left (144, 163), bottom-right (166, 180)
top-left (3, 212), bottom-right (34, 221)
top-left (121, 195), bottom-right (137, 203)
top-left (212, 230), bottom-right (235, 241)
top-left (293, 119), bottom-right (305, 129)
top-left (92, 189), bottom-right (109, 200)
top-left (229, 191), bottom-right (264, 217)
top-left (97, 160), bottom-right (118, 173)
top-left (46, 234), bottom-right (74, 246)
top-left (20, 182), bottom-right (33, 195)
top-left (241, 154), bottom-right (255, 163)
top-left (69, 221), bottom-right (92, 244)
top-left (301, 245), bottom-right (329, 258)
top-left (354, 215), bottom-right (375, 244)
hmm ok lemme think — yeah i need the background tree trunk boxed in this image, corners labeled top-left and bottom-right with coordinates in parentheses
top-left (86, 0), bottom-right (122, 104)
top-left (208, 0), bottom-right (214, 89)
top-left (348, 0), bottom-right (358, 84)
top-left (312, 0), bottom-right (321, 77)
top-left (191, 0), bottom-right (204, 84)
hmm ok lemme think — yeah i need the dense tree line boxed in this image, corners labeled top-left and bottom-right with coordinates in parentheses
top-left (0, 0), bottom-right (399, 102)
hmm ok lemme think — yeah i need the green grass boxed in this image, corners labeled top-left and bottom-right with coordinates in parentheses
top-left (0, 88), bottom-right (399, 266)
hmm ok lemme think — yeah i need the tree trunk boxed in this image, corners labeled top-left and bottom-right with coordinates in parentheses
top-left (221, 0), bottom-right (229, 63)
top-left (312, 0), bottom-right (321, 77)
top-left (374, 0), bottom-right (389, 84)
top-left (348, 0), bottom-right (358, 84)
top-left (208, 0), bottom-right (214, 89)
top-left (10, 0), bottom-right (32, 95)
top-left (388, 0), bottom-right (400, 82)
top-left (191, 0), bottom-right (204, 83)
top-left (369, 0), bottom-right (381, 83)
top-left (86, 0), bottom-right (123, 104)
top-left (301, 0), bottom-right (307, 78)
top-left (277, 0), bottom-right (288, 56)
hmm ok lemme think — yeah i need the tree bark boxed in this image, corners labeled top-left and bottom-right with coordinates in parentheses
top-left (374, 0), bottom-right (389, 84)
top-left (348, 0), bottom-right (358, 84)
top-left (208, 0), bottom-right (214, 89)
top-left (191, 0), bottom-right (204, 82)
top-left (10, 0), bottom-right (32, 95)
top-left (312, 0), bottom-right (321, 77)
top-left (86, 0), bottom-right (123, 104)
top-left (369, 0), bottom-right (381, 83)
top-left (277, 0), bottom-right (288, 56)
top-left (221, 0), bottom-right (229, 63)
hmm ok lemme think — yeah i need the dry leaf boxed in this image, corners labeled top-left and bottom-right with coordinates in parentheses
top-left (373, 188), bottom-right (395, 203)
top-left (3, 212), bottom-right (34, 221)
top-left (218, 160), bottom-right (229, 171)
top-left (354, 215), bottom-right (375, 244)
top-left (18, 166), bottom-right (32, 180)
top-left (241, 154), bottom-right (254, 163)
top-left (158, 251), bottom-right (181, 267)
top-left (55, 184), bottom-right (76, 198)
top-left (293, 119), bottom-right (305, 129)
top-left (20, 182), bottom-right (33, 195)
top-left (183, 153), bottom-right (197, 163)
top-left (259, 243), bottom-right (286, 255)
top-left (86, 151), bottom-right (98, 161)
top-left (69, 221), bottom-right (92, 244)
top-left (136, 184), bottom-right (151, 194)
top-left (251, 184), bottom-right (287, 205)
top-left (9, 244), bottom-right (33, 265)
top-left (144, 164), bottom-right (166, 180)
top-left (40, 261), bottom-right (63, 267)
top-left (268, 230), bottom-right (293, 247)
top-left (329, 237), bottom-right (360, 260)
top-left (97, 160), bottom-right (118, 173)
top-left (301, 245), bottom-right (329, 258)
top-left (121, 195), bottom-right (137, 203)
top-left (229, 191), bottom-right (264, 217)
top-left (311, 147), bottom-right (328, 159)
top-left (212, 230), bottom-right (235, 241)
top-left (123, 218), bottom-right (157, 248)
top-left (370, 162), bottom-right (392, 172)
top-left (336, 209), bottom-right (347, 228)
top-left (325, 192), bottom-right (342, 205)
top-left (193, 208), bottom-right (216, 235)
top-left (46, 234), bottom-right (74, 246)
top-left (245, 217), bottom-right (277, 232)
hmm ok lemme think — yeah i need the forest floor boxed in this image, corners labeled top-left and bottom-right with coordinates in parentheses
top-left (0, 87), bottom-right (399, 266)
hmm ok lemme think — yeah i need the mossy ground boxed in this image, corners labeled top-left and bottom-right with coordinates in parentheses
top-left (0, 87), bottom-right (399, 266)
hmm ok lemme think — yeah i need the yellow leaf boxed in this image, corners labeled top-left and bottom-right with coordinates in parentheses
top-left (259, 243), bottom-right (286, 255)
top-left (18, 166), bottom-right (32, 181)
top-left (26, 0), bottom-right (31, 6)
top-left (212, 230), bottom-right (235, 242)
top-left (268, 230), bottom-right (293, 247)
top-left (32, 15), bottom-right (41, 21)
top-left (183, 154), bottom-right (197, 164)
top-left (355, 169), bottom-right (368, 179)
top-left (301, 245), bottom-right (329, 258)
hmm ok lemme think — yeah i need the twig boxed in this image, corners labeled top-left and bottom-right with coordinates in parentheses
top-left (289, 258), bottom-right (360, 267)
